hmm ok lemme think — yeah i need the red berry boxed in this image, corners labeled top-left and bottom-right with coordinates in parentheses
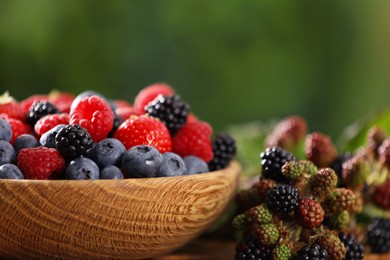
top-left (114, 115), bottom-right (172, 153)
top-left (373, 180), bottom-right (390, 210)
top-left (114, 99), bottom-right (133, 109)
top-left (298, 198), bottom-right (325, 229)
top-left (49, 91), bottom-right (75, 113)
top-left (0, 92), bottom-right (24, 120)
top-left (69, 95), bottom-right (114, 142)
top-left (34, 113), bottom-right (70, 137)
top-left (187, 113), bottom-right (199, 123)
top-left (17, 147), bottom-right (65, 179)
top-left (20, 94), bottom-right (49, 115)
top-left (133, 83), bottom-right (174, 114)
top-left (2, 117), bottom-right (31, 144)
top-left (172, 121), bottom-right (214, 162)
top-left (115, 106), bottom-right (141, 121)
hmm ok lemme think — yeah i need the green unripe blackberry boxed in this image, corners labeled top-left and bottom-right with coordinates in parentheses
top-left (315, 232), bottom-right (346, 260)
top-left (329, 210), bottom-right (350, 229)
top-left (323, 188), bottom-right (355, 217)
top-left (232, 214), bottom-right (246, 230)
top-left (311, 168), bottom-right (338, 199)
top-left (255, 223), bottom-right (279, 246)
top-left (272, 244), bottom-right (291, 260)
top-left (282, 160), bottom-right (317, 180)
top-left (245, 204), bottom-right (274, 225)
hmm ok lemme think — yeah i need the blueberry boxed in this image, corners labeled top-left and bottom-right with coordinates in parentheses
top-left (0, 140), bottom-right (15, 166)
top-left (89, 138), bottom-right (125, 169)
top-left (40, 124), bottom-right (66, 148)
top-left (157, 152), bottom-right (187, 177)
top-left (0, 164), bottom-right (24, 179)
top-left (183, 156), bottom-right (209, 175)
top-left (13, 134), bottom-right (39, 154)
top-left (65, 157), bottom-right (100, 180)
top-left (121, 145), bottom-right (162, 178)
top-left (100, 165), bottom-right (124, 179)
top-left (0, 118), bottom-right (12, 142)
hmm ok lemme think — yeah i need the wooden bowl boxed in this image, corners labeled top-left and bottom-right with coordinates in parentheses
top-left (0, 161), bottom-right (240, 259)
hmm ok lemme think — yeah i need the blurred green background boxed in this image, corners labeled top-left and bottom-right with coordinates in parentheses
top-left (0, 0), bottom-right (389, 138)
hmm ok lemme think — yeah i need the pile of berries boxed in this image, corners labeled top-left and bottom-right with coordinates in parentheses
top-left (233, 115), bottom-right (390, 259)
top-left (0, 83), bottom-right (236, 180)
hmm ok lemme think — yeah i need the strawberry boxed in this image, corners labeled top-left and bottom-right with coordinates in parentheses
top-left (69, 95), bottom-right (114, 142)
top-left (17, 147), bottom-right (65, 179)
top-left (20, 94), bottom-right (49, 115)
top-left (133, 83), bottom-right (174, 114)
top-left (34, 113), bottom-right (70, 137)
top-left (172, 121), bottom-right (214, 162)
top-left (49, 91), bottom-right (75, 113)
top-left (114, 115), bottom-right (172, 153)
top-left (0, 92), bottom-right (24, 120)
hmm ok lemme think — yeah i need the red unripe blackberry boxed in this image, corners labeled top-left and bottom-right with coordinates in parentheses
top-left (298, 198), bottom-right (324, 229)
top-left (378, 139), bottom-right (390, 169)
top-left (305, 132), bottom-right (337, 168)
top-left (315, 232), bottom-right (346, 260)
top-left (373, 179), bottom-right (390, 210)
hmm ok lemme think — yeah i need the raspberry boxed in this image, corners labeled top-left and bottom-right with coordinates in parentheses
top-left (114, 99), bottom-right (132, 109)
top-left (330, 152), bottom-right (353, 187)
top-left (329, 210), bottom-right (350, 229)
top-left (49, 91), bottom-right (75, 113)
top-left (282, 160), bottom-right (318, 181)
top-left (255, 178), bottom-right (277, 201)
top-left (4, 118), bottom-right (31, 144)
top-left (0, 92), bottom-right (24, 120)
top-left (133, 83), bottom-right (174, 114)
top-left (146, 94), bottom-right (190, 135)
top-left (297, 244), bottom-right (329, 260)
top-left (20, 94), bottom-right (49, 114)
top-left (114, 115), bottom-right (172, 153)
top-left (305, 132), bottom-right (338, 168)
top-left (17, 147), bottom-right (65, 179)
top-left (310, 168), bottom-right (338, 199)
top-left (367, 127), bottom-right (387, 159)
top-left (172, 121), bottom-right (213, 162)
top-left (255, 223), bottom-right (279, 246)
top-left (260, 146), bottom-right (296, 182)
top-left (378, 139), bottom-right (390, 169)
top-left (235, 235), bottom-right (273, 260)
top-left (265, 115), bottom-right (307, 150)
top-left (298, 198), bottom-right (324, 229)
top-left (367, 218), bottom-right (390, 253)
top-left (342, 155), bottom-right (370, 191)
top-left (69, 95), bottom-right (114, 142)
top-left (208, 133), bottom-right (237, 171)
top-left (266, 184), bottom-right (300, 214)
top-left (186, 113), bottom-right (199, 123)
top-left (115, 106), bottom-right (140, 121)
top-left (55, 124), bottom-right (94, 161)
top-left (339, 232), bottom-right (364, 260)
top-left (373, 180), bottom-right (390, 210)
top-left (26, 100), bottom-right (60, 127)
top-left (34, 113), bottom-right (70, 137)
top-left (323, 188), bottom-right (355, 217)
top-left (272, 244), bottom-right (291, 260)
top-left (315, 232), bottom-right (346, 260)
top-left (244, 204), bottom-right (274, 225)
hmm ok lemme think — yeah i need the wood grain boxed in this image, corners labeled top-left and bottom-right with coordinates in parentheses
top-left (0, 161), bottom-right (240, 260)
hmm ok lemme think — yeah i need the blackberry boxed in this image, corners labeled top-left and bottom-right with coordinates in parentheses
top-left (266, 184), bottom-right (300, 214)
top-left (330, 152), bottom-right (353, 187)
top-left (108, 112), bottom-right (123, 137)
top-left (146, 94), bottom-right (190, 135)
top-left (55, 124), bottom-right (93, 161)
top-left (235, 235), bottom-right (273, 260)
top-left (26, 100), bottom-right (59, 127)
top-left (260, 146), bottom-right (296, 182)
top-left (208, 133), bottom-right (237, 171)
top-left (297, 244), bottom-right (328, 260)
top-left (367, 218), bottom-right (390, 253)
top-left (339, 232), bottom-right (364, 260)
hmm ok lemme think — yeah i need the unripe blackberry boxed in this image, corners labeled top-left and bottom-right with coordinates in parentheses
top-left (330, 152), bottom-right (353, 187)
top-left (310, 168), bottom-right (338, 199)
top-left (305, 132), bottom-right (337, 168)
top-left (146, 94), bottom-right (190, 135)
top-left (329, 210), bottom-right (350, 229)
top-left (260, 147), bottom-right (296, 182)
top-left (232, 214), bottom-right (246, 230)
top-left (265, 116), bottom-right (307, 151)
top-left (378, 139), bottom-right (390, 169)
top-left (298, 198), bottom-right (324, 229)
top-left (367, 218), bottom-right (390, 253)
top-left (282, 160), bottom-right (317, 181)
top-left (208, 133), bottom-right (236, 171)
top-left (255, 223), bottom-right (279, 246)
top-left (235, 235), bottom-right (273, 260)
top-left (272, 244), bottom-right (291, 260)
top-left (255, 178), bottom-right (277, 202)
top-left (339, 232), bottom-right (364, 260)
top-left (315, 232), bottom-right (346, 260)
top-left (373, 180), bottom-right (390, 210)
top-left (342, 155), bottom-right (369, 191)
top-left (245, 204), bottom-right (274, 225)
top-left (351, 192), bottom-right (363, 214)
top-left (367, 127), bottom-right (387, 159)
top-left (323, 188), bottom-right (355, 217)
top-left (297, 243), bottom-right (329, 260)
top-left (266, 185), bottom-right (300, 214)
top-left (26, 100), bottom-right (59, 127)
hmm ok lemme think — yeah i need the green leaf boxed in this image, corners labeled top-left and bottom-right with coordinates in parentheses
top-left (338, 109), bottom-right (390, 152)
